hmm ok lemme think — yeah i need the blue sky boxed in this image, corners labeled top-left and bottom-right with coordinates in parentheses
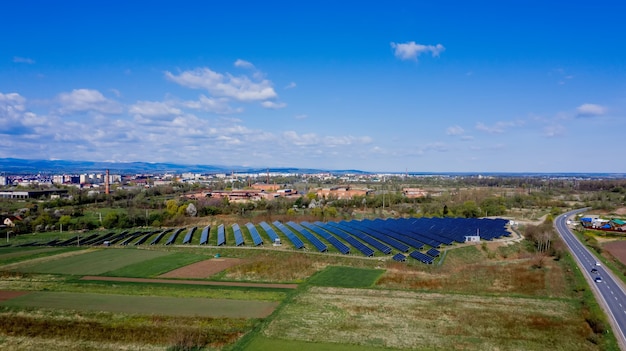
top-left (1, 1), bottom-right (625, 172)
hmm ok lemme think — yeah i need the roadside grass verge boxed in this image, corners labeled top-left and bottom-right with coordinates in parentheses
top-left (103, 252), bottom-right (208, 277)
top-left (0, 305), bottom-right (255, 350)
top-left (9, 248), bottom-right (170, 275)
top-left (307, 266), bottom-right (384, 288)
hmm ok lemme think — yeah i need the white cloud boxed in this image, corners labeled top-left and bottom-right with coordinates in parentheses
top-left (57, 89), bottom-right (122, 114)
top-left (294, 114), bottom-right (308, 120)
top-left (390, 41), bottom-right (445, 61)
top-left (129, 101), bottom-right (182, 117)
top-left (13, 56), bottom-right (35, 64)
top-left (446, 125), bottom-right (464, 136)
top-left (181, 95), bottom-right (241, 114)
top-left (543, 124), bottom-right (566, 137)
top-left (261, 101), bottom-right (287, 109)
top-left (475, 120), bottom-right (525, 134)
top-left (234, 59), bottom-right (254, 69)
top-left (165, 67), bottom-right (278, 102)
top-left (576, 103), bottom-right (606, 117)
top-left (285, 82), bottom-right (297, 89)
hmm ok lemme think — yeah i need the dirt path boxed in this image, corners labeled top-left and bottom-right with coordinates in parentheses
top-left (81, 276), bottom-right (298, 289)
top-left (0, 290), bottom-right (29, 302)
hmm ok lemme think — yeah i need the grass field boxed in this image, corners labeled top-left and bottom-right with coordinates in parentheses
top-left (9, 248), bottom-right (170, 275)
top-left (262, 286), bottom-right (596, 351)
top-left (308, 266), bottom-right (385, 288)
top-left (243, 336), bottom-right (398, 351)
top-left (104, 252), bottom-right (208, 277)
top-left (0, 247), bottom-right (83, 266)
top-left (1, 291), bottom-right (279, 318)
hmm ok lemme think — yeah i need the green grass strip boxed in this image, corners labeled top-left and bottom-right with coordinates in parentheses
top-left (1, 291), bottom-right (279, 318)
top-left (103, 252), bottom-right (207, 277)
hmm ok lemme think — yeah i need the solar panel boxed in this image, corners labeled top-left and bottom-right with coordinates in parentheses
top-left (259, 221), bottom-right (280, 242)
top-left (182, 227), bottom-right (196, 244)
top-left (426, 248), bottom-right (440, 257)
top-left (149, 229), bottom-right (171, 245)
top-left (165, 228), bottom-right (183, 245)
top-left (392, 253), bottom-right (406, 262)
top-left (217, 224), bottom-right (226, 246)
top-left (199, 225), bottom-right (210, 245)
top-left (232, 223), bottom-right (245, 246)
top-left (245, 223), bottom-right (264, 246)
top-left (409, 250), bottom-right (434, 264)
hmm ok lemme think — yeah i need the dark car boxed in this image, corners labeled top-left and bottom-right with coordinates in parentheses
top-left (591, 268), bottom-right (598, 274)
top-left (595, 276), bottom-right (603, 283)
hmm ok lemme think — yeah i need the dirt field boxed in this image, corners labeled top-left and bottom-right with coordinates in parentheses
top-left (159, 258), bottom-right (244, 279)
top-left (0, 290), bottom-right (29, 302)
top-left (81, 275), bottom-right (298, 289)
top-left (603, 241), bottom-right (626, 265)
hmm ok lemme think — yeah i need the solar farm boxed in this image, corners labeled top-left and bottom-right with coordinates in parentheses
top-left (0, 217), bottom-right (614, 350)
top-left (9, 217), bottom-right (512, 265)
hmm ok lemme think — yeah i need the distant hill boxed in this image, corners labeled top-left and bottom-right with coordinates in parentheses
top-left (0, 158), bottom-right (368, 175)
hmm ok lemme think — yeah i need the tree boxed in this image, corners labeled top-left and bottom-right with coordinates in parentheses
top-left (59, 215), bottom-right (72, 229)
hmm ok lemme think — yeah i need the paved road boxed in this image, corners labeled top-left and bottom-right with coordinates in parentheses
top-left (556, 209), bottom-right (626, 349)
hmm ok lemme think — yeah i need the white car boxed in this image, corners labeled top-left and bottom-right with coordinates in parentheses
top-left (595, 262), bottom-right (601, 266)
top-left (595, 276), bottom-right (603, 283)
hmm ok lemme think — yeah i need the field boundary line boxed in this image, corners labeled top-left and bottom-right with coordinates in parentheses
top-left (81, 275), bottom-right (298, 289)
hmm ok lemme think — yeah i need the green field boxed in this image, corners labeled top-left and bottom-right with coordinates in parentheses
top-left (1, 291), bottom-right (279, 318)
top-left (104, 252), bottom-right (208, 277)
top-left (243, 336), bottom-right (397, 351)
top-left (308, 266), bottom-right (385, 288)
top-left (10, 248), bottom-right (170, 275)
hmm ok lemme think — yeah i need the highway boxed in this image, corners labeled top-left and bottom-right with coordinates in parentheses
top-left (555, 209), bottom-right (626, 349)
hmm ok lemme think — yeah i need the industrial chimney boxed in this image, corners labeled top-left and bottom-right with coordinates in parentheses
top-left (105, 169), bottom-right (110, 195)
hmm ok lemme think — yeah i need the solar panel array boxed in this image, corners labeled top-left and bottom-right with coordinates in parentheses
top-left (217, 224), bottom-right (225, 246)
top-left (245, 223), bottom-right (264, 246)
top-left (326, 222), bottom-right (392, 254)
top-left (199, 226), bottom-right (210, 245)
top-left (273, 221), bottom-right (305, 249)
top-left (301, 222), bottom-right (350, 254)
top-left (182, 227), bottom-right (196, 244)
top-left (232, 223), bottom-right (245, 246)
top-left (286, 221), bottom-right (327, 252)
top-left (16, 216), bottom-right (508, 266)
top-left (312, 221), bottom-right (374, 256)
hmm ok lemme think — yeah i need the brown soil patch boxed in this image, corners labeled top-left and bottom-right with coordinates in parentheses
top-left (603, 241), bottom-right (626, 265)
top-left (81, 275), bottom-right (298, 289)
top-left (612, 207), bottom-right (626, 215)
top-left (0, 290), bottom-right (29, 302)
top-left (159, 258), bottom-right (245, 279)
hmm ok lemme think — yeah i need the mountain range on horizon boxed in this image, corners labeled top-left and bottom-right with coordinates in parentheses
top-left (0, 158), bottom-right (366, 175)
top-left (1, 158), bottom-right (625, 179)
